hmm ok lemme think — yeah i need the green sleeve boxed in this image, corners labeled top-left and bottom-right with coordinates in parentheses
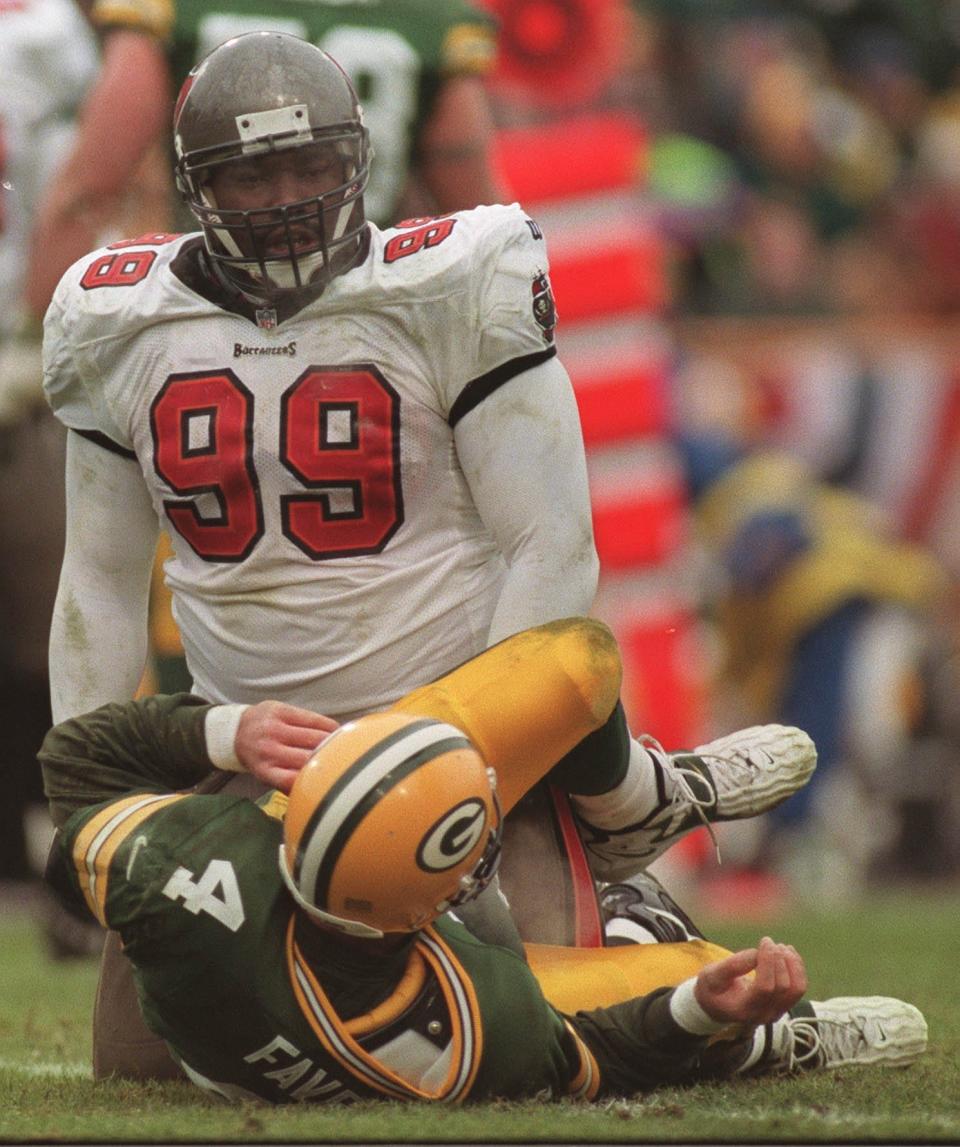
top-left (40, 693), bottom-right (216, 828)
top-left (569, 992), bottom-right (731, 1095)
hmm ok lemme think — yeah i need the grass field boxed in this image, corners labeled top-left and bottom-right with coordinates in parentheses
top-left (1, 884), bottom-right (957, 1144)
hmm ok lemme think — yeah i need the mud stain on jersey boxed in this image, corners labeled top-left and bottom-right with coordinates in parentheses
top-left (60, 591), bottom-right (90, 657)
top-left (57, 590), bottom-right (103, 716)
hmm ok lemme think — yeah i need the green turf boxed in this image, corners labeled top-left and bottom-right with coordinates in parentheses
top-left (1, 887), bottom-right (957, 1143)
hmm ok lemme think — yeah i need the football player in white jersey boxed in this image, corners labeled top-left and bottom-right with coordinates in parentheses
top-left (44, 31), bottom-right (599, 734)
top-left (0, 0), bottom-right (98, 888)
top-left (0, 0), bottom-right (98, 428)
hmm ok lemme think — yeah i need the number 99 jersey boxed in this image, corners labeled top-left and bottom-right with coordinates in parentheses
top-left (43, 204), bottom-right (561, 719)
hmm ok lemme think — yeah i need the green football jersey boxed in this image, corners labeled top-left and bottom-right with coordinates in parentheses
top-left (45, 695), bottom-right (586, 1103)
top-left (88, 0), bottom-right (496, 224)
top-left (63, 789), bottom-right (584, 1101)
top-left (42, 693), bottom-right (720, 1104)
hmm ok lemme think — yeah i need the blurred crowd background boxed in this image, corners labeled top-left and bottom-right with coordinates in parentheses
top-left (2, 0), bottom-right (959, 941)
top-left (483, 0), bottom-right (960, 914)
top-left (497, 0), bottom-right (960, 319)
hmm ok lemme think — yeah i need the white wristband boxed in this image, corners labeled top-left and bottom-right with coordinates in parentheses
top-left (204, 704), bottom-right (251, 772)
top-left (669, 977), bottom-right (728, 1036)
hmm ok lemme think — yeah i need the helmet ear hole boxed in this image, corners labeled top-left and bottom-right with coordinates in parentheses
top-left (282, 713), bottom-right (502, 937)
top-left (173, 31), bottom-right (370, 296)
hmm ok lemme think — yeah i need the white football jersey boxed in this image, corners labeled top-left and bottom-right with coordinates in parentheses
top-left (0, 0), bottom-right (98, 329)
top-left (44, 204), bottom-right (560, 718)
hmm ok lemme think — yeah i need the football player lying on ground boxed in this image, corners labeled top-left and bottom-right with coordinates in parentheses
top-left (40, 619), bottom-right (927, 1102)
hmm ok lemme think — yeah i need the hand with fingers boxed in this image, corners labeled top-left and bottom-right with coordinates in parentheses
top-left (235, 701), bottom-right (339, 793)
top-left (695, 936), bottom-right (809, 1027)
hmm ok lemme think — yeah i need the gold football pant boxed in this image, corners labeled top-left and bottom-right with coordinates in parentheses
top-left (391, 616), bottom-right (623, 814)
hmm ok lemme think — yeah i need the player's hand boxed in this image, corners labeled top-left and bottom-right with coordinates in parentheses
top-left (694, 936), bottom-right (808, 1026)
top-left (235, 701), bottom-right (339, 792)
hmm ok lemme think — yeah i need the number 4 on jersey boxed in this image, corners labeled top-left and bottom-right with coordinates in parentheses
top-left (163, 859), bottom-right (245, 932)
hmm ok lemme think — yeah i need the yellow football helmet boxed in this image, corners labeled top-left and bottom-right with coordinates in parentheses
top-left (279, 712), bottom-right (502, 938)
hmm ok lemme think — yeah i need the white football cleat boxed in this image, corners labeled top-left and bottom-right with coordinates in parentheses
top-left (763, 997), bottom-right (928, 1071)
top-left (579, 724), bottom-right (816, 880)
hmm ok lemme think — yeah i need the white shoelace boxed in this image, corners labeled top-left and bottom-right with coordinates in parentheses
top-left (784, 1019), bottom-right (823, 1070)
top-left (639, 734), bottom-right (722, 862)
top-left (786, 1013), bottom-right (877, 1070)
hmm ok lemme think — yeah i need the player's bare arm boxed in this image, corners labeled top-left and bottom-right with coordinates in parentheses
top-left (25, 29), bottom-right (170, 317)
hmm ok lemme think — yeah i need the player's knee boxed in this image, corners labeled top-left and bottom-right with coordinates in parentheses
top-left (544, 617), bottom-right (622, 725)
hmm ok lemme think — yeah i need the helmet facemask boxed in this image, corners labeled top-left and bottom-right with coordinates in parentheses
top-left (178, 127), bottom-right (370, 297)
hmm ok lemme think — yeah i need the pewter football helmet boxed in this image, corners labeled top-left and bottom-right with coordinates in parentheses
top-left (173, 31), bottom-right (370, 295)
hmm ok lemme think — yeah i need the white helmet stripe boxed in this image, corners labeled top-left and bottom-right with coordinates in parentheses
top-left (296, 720), bottom-right (468, 907)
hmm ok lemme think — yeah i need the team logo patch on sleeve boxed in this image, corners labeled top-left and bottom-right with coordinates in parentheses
top-left (531, 272), bottom-right (558, 343)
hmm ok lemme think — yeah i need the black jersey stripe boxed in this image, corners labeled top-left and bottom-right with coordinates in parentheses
top-left (74, 427), bottom-right (138, 460)
top-left (447, 345), bottom-right (557, 429)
